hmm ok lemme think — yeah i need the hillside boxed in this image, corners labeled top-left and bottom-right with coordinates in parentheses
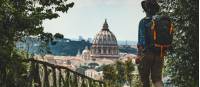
top-left (50, 39), bottom-right (92, 56)
top-left (16, 37), bottom-right (137, 56)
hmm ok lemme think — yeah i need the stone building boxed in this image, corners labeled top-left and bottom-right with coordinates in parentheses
top-left (81, 46), bottom-right (91, 60)
top-left (91, 20), bottom-right (119, 59)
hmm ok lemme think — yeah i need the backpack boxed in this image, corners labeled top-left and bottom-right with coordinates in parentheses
top-left (151, 16), bottom-right (173, 57)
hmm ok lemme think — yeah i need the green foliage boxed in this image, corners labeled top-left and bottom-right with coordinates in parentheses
top-left (54, 33), bottom-right (64, 39)
top-left (132, 74), bottom-right (142, 87)
top-left (37, 32), bottom-right (53, 56)
top-left (159, 0), bottom-right (198, 86)
top-left (125, 58), bottom-right (135, 87)
top-left (39, 32), bottom-right (53, 43)
top-left (103, 64), bottom-right (117, 81)
top-left (50, 39), bottom-right (92, 56)
top-left (96, 64), bottom-right (106, 72)
top-left (0, 48), bottom-right (29, 87)
top-left (0, 0), bottom-right (74, 86)
top-left (88, 62), bottom-right (99, 69)
top-left (116, 61), bottom-right (126, 86)
top-left (103, 59), bottom-right (135, 87)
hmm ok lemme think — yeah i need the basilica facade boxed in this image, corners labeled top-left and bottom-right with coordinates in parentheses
top-left (90, 20), bottom-right (119, 59)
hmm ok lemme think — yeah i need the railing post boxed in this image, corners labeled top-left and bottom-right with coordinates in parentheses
top-left (27, 61), bottom-right (34, 87)
top-left (85, 79), bottom-right (89, 87)
top-left (99, 82), bottom-right (102, 87)
top-left (52, 67), bottom-right (57, 87)
top-left (69, 72), bottom-right (74, 86)
top-left (73, 73), bottom-right (78, 87)
top-left (34, 62), bottom-right (41, 87)
top-left (64, 70), bottom-right (70, 87)
top-left (81, 78), bottom-right (87, 87)
top-left (89, 79), bottom-right (93, 87)
top-left (43, 64), bottom-right (49, 87)
top-left (102, 81), bottom-right (106, 87)
top-left (58, 69), bottom-right (62, 87)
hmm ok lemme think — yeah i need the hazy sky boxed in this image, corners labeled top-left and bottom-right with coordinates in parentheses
top-left (43, 0), bottom-right (145, 41)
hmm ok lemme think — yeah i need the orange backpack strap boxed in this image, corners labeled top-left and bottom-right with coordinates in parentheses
top-left (151, 20), bottom-right (157, 40)
top-left (169, 23), bottom-right (174, 34)
top-left (161, 46), bottom-right (163, 58)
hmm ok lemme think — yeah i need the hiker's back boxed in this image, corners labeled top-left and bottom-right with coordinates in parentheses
top-left (150, 16), bottom-right (174, 56)
top-left (152, 16), bottom-right (173, 47)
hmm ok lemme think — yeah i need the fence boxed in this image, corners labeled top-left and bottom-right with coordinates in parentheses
top-left (24, 58), bottom-right (105, 87)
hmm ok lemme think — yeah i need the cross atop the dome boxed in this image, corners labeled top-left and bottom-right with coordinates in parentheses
top-left (102, 19), bottom-right (109, 31)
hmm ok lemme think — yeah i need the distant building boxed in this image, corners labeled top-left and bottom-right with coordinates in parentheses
top-left (78, 36), bottom-right (84, 41)
top-left (87, 38), bottom-right (92, 43)
top-left (81, 46), bottom-right (91, 60)
top-left (85, 69), bottom-right (103, 80)
top-left (91, 20), bottom-right (119, 59)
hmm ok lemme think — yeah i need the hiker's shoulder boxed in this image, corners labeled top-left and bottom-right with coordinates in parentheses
top-left (140, 17), bottom-right (149, 23)
top-left (152, 15), bottom-right (160, 20)
top-left (141, 16), bottom-right (155, 21)
top-left (153, 15), bottom-right (171, 20)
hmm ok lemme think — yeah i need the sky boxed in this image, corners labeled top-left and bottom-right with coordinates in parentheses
top-left (43, 0), bottom-right (145, 41)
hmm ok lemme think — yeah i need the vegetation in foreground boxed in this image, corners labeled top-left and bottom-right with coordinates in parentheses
top-left (0, 0), bottom-right (198, 87)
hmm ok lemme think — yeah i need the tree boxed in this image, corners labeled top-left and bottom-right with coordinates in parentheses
top-left (21, 36), bottom-right (35, 58)
top-left (159, 0), bottom-right (198, 86)
top-left (124, 58), bottom-right (135, 87)
top-left (38, 32), bottom-right (53, 56)
top-left (132, 74), bottom-right (142, 87)
top-left (116, 60), bottom-right (126, 87)
top-left (0, 0), bottom-right (74, 86)
top-left (103, 64), bottom-right (117, 86)
top-left (88, 63), bottom-right (99, 69)
top-left (102, 59), bottom-right (135, 87)
top-left (52, 32), bottom-right (63, 49)
top-left (54, 33), bottom-right (64, 39)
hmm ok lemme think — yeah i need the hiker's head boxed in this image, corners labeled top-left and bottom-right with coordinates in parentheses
top-left (141, 0), bottom-right (160, 16)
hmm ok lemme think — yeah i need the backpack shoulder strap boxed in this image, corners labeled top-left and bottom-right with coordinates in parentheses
top-left (169, 22), bottom-right (174, 34)
top-left (151, 19), bottom-right (155, 30)
top-left (151, 19), bottom-right (157, 41)
top-left (151, 15), bottom-right (159, 30)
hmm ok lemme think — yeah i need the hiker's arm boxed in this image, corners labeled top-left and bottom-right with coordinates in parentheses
top-left (137, 20), bottom-right (145, 56)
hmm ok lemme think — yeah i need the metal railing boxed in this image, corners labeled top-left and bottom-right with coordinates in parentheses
top-left (24, 58), bottom-right (105, 87)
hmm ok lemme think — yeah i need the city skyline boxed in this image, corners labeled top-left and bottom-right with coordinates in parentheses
top-left (43, 0), bottom-right (145, 41)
